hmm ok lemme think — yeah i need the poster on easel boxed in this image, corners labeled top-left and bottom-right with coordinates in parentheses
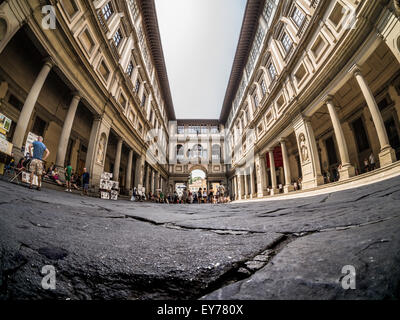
top-left (24, 132), bottom-right (39, 157)
top-left (21, 172), bottom-right (39, 186)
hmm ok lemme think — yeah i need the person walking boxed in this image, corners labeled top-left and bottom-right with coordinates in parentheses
top-left (28, 136), bottom-right (50, 191)
top-left (65, 163), bottom-right (73, 192)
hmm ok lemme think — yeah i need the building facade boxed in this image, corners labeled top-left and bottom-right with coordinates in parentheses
top-left (0, 0), bottom-right (172, 194)
top-left (1, 0), bottom-right (399, 200)
top-left (221, 0), bottom-right (400, 200)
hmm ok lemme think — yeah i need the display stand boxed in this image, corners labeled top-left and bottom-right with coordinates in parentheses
top-left (99, 172), bottom-right (119, 201)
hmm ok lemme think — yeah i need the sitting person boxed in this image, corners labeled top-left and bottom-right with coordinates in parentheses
top-left (70, 173), bottom-right (80, 190)
top-left (4, 153), bottom-right (15, 174)
top-left (50, 168), bottom-right (63, 186)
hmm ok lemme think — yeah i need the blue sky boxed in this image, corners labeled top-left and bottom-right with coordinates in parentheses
top-left (155, 0), bottom-right (247, 119)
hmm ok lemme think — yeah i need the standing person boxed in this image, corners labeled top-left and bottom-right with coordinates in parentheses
top-left (65, 163), bottom-right (73, 192)
top-left (81, 167), bottom-right (90, 196)
top-left (197, 188), bottom-right (202, 204)
top-left (29, 136), bottom-right (50, 191)
top-left (369, 152), bottom-right (376, 171)
top-left (363, 158), bottom-right (369, 173)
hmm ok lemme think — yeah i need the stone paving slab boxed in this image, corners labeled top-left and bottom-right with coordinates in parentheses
top-left (1, 175), bottom-right (400, 299)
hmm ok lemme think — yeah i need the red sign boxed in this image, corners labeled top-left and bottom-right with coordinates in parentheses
top-left (266, 146), bottom-right (283, 168)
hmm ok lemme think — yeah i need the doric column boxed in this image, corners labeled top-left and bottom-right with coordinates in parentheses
top-left (244, 170), bottom-right (248, 199)
top-left (256, 153), bottom-right (268, 197)
top-left (134, 154), bottom-right (145, 188)
top-left (250, 166), bottom-right (256, 199)
top-left (268, 149), bottom-right (279, 195)
top-left (236, 173), bottom-right (242, 200)
top-left (113, 138), bottom-right (123, 181)
top-left (325, 96), bottom-right (355, 180)
top-left (233, 176), bottom-right (238, 200)
top-left (280, 139), bottom-right (294, 193)
top-left (352, 66), bottom-right (396, 166)
top-left (151, 169), bottom-right (155, 193)
top-left (56, 93), bottom-right (81, 167)
top-left (126, 149), bottom-right (134, 191)
top-left (12, 59), bottom-right (54, 150)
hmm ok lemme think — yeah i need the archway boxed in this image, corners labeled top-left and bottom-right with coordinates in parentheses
top-left (188, 165), bottom-right (208, 194)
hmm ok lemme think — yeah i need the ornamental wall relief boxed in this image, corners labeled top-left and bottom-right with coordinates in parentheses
top-left (298, 133), bottom-right (309, 163)
top-left (96, 133), bottom-right (107, 165)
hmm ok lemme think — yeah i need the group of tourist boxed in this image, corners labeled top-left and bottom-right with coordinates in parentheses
top-left (4, 136), bottom-right (90, 195)
top-left (131, 185), bottom-right (229, 204)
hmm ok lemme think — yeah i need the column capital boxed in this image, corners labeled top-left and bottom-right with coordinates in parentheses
top-left (42, 57), bottom-right (55, 68)
top-left (71, 91), bottom-right (82, 99)
top-left (324, 94), bottom-right (334, 105)
top-left (279, 138), bottom-right (287, 144)
top-left (349, 64), bottom-right (362, 77)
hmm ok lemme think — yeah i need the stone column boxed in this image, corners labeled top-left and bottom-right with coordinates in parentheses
top-left (151, 170), bottom-right (155, 193)
top-left (255, 153), bottom-right (268, 197)
top-left (113, 138), bottom-right (123, 182)
top-left (155, 171), bottom-right (160, 190)
top-left (250, 166), bottom-right (256, 199)
top-left (12, 59), bottom-right (54, 151)
top-left (134, 153), bottom-right (145, 188)
top-left (268, 149), bottom-right (279, 195)
top-left (126, 149), bottom-right (133, 191)
top-left (233, 176), bottom-right (238, 200)
top-left (352, 66), bottom-right (396, 166)
top-left (56, 93), bottom-right (81, 167)
top-left (243, 170), bottom-right (248, 199)
top-left (280, 139), bottom-right (294, 193)
top-left (236, 173), bottom-right (242, 200)
top-left (325, 96), bottom-right (355, 180)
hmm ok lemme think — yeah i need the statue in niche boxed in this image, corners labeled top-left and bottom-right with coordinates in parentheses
top-left (299, 133), bottom-right (309, 163)
top-left (97, 133), bottom-right (106, 165)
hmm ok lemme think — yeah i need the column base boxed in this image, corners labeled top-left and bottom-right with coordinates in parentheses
top-left (302, 175), bottom-right (324, 190)
top-left (284, 185), bottom-right (294, 193)
top-left (12, 146), bottom-right (25, 162)
top-left (269, 188), bottom-right (279, 196)
top-left (56, 165), bottom-right (66, 182)
top-left (339, 164), bottom-right (356, 181)
top-left (379, 147), bottom-right (396, 167)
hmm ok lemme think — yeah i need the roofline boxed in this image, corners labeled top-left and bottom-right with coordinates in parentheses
top-left (218, 0), bottom-right (265, 124)
top-left (138, 0), bottom-right (176, 120)
top-left (176, 119), bottom-right (221, 125)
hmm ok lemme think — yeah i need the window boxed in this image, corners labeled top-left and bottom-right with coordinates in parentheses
top-left (126, 61), bottom-right (134, 77)
top-left (135, 79), bottom-right (140, 93)
top-left (177, 126), bottom-right (185, 134)
top-left (141, 93), bottom-right (147, 107)
top-left (268, 62), bottom-right (277, 81)
top-left (292, 7), bottom-right (305, 28)
top-left (261, 80), bottom-right (267, 96)
top-left (263, 0), bottom-right (274, 23)
top-left (177, 145), bottom-right (184, 162)
top-left (102, 2), bottom-right (114, 21)
top-left (113, 29), bottom-right (123, 47)
top-left (281, 32), bottom-right (293, 54)
top-left (201, 126), bottom-right (209, 134)
top-left (210, 126), bottom-right (219, 134)
top-left (129, 0), bottom-right (139, 20)
top-left (212, 145), bottom-right (221, 161)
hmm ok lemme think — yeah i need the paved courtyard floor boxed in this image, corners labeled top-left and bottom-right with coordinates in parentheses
top-left (0, 175), bottom-right (400, 300)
